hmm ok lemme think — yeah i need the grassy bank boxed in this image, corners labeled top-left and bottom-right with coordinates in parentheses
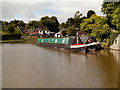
top-left (0, 39), bottom-right (26, 43)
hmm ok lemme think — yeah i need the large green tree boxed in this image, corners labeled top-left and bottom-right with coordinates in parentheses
top-left (28, 20), bottom-right (40, 29)
top-left (111, 6), bottom-right (120, 31)
top-left (7, 25), bottom-right (15, 33)
top-left (60, 11), bottom-right (86, 29)
top-left (68, 26), bottom-right (76, 36)
top-left (40, 16), bottom-right (59, 32)
top-left (101, 1), bottom-right (120, 30)
top-left (80, 14), bottom-right (111, 41)
top-left (87, 10), bottom-right (95, 18)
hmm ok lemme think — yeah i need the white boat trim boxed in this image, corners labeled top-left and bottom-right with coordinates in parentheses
top-left (70, 42), bottom-right (100, 49)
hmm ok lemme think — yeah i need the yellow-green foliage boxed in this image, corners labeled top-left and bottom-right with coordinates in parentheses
top-left (68, 26), bottom-right (76, 36)
top-left (111, 7), bottom-right (120, 31)
top-left (80, 14), bottom-right (111, 42)
top-left (14, 28), bottom-right (24, 36)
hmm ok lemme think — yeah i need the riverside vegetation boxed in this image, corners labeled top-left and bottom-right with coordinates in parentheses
top-left (0, 1), bottom-right (120, 48)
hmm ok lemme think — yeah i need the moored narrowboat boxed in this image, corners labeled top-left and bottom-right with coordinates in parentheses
top-left (36, 35), bottom-right (102, 52)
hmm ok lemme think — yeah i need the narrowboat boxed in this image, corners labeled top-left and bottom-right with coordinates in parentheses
top-left (36, 35), bottom-right (102, 53)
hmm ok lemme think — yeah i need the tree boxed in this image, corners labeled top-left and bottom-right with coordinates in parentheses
top-left (62, 30), bottom-right (68, 36)
top-left (74, 11), bottom-right (83, 28)
top-left (74, 11), bottom-right (82, 19)
top-left (40, 16), bottom-right (59, 32)
top-left (59, 11), bottom-right (86, 29)
top-left (28, 20), bottom-right (40, 29)
top-left (101, 1), bottom-right (120, 29)
top-left (80, 14), bottom-right (96, 33)
top-left (8, 25), bottom-right (15, 33)
top-left (91, 23), bottom-right (111, 41)
top-left (111, 6), bottom-right (120, 31)
top-left (10, 20), bottom-right (26, 33)
top-left (59, 22), bottom-right (67, 29)
top-left (80, 14), bottom-right (111, 41)
top-left (87, 10), bottom-right (95, 18)
top-left (68, 26), bottom-right (76, 36)
top-left (66, 17), bottom-right (74, 27)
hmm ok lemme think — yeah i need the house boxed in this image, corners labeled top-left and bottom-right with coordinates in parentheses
top-left (25, 29), bottom-right (39, 35)
top-left (38, 29), bottom-right (50, 35)
top-left (25, 28), bottom-right (50, 36)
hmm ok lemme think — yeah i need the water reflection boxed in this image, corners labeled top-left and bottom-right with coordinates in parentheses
top-left (2, 44), bottom-right (118, 88)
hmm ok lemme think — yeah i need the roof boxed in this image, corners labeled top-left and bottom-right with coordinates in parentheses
top-left (80, 36), bottom-right (89, 44)
top-left (26, 28), bottom-right (49, 31)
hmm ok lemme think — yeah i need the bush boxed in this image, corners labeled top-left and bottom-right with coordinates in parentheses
top-left (62, 30), bottom-right (67, 36)
top-left (7, 25), bottom-right (15, 33)
top-left (68, 26), bottom-right (76, 36)
top-left (2, 33), bottom-right (21, 40)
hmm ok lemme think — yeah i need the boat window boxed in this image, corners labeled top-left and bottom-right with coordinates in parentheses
top-left (62, 39), bottom-right (65, 43)
top-left (51, 39), bottom-right (53, 42)
top-left (55, 39), bottom-right (57, 43)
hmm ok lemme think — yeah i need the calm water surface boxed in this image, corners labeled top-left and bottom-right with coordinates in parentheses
top-left (2, 44), bottom-right (119, 88)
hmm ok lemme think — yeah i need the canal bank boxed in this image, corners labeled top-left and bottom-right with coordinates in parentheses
top-left (1, 43), bottom-right (119, 88)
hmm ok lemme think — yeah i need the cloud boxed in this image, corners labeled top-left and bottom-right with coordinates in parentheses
top-left (2, 2), bottom-right (48, 21)
top-left (48, 1), bottom-right (103, 22)
top-left (1, 0), bottom-right (104, 23)
top-left (2, 0), bottom-right (103, 2)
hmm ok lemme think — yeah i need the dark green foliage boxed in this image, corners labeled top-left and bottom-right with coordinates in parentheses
top-left (8, 25), bottom-right (15, 33)
top-left (59, 22), bottom-right (68, 29)
top-left (87, 10), bottom-right (95, 18)
top-left (80, 14), bottom-right (111, 42)
top-left (74, 11), bottom-right (82, 19)
top-left (28, 20), bottom-right (40, 29)
top-left (41, 16), bottom-right (59, 32)
top-left (2, 33), bottom-right (21, 40)
top-left (60, 11), bottom-right (85, 29)
top-left (66, 17), bottom-right (75, 27)
top-left (62, 30), bottom-right (67, 36)
top-left (68, 26), bottom-right (76, 36)
top-left (10, 20), bottom-right (26, 31)
top-left (101, 1), bottom-right (120, 29)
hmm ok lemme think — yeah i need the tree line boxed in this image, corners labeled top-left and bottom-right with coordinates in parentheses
top-left (1, 1), bottom-right (120, 46)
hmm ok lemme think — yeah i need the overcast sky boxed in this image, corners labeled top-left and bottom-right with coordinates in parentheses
top-left (1, 0), bottom-right (104, 23)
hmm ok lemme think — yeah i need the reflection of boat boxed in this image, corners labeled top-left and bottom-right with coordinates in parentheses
top-left (36, 33), bottom-right (101, 53)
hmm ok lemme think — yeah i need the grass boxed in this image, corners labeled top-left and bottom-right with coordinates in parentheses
top-left (0, 39), bottom-right (25, 43)
top-left (0, 30), bottom-right (11, 35)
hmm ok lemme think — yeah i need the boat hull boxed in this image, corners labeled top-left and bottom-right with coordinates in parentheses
top-left (36, 37), bottom-right (102, 52)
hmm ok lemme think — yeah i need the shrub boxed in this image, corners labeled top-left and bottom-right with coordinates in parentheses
top-left (2, 33), bottom-right (21, 40)
top-left (7, 25), bottom-right (15, 33)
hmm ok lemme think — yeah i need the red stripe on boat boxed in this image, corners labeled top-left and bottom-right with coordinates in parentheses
top-left (71, 44), bottom-right (84, 46)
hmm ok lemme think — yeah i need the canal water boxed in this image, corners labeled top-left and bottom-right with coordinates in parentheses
top-left (1, 44), bottom-right (119, 88)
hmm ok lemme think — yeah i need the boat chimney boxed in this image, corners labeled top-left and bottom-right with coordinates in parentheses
top-left (76, 29), bottom-right (79, 44)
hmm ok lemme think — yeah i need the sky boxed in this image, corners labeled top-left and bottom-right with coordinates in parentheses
top-left (1, 0), bottom-right (104, 23)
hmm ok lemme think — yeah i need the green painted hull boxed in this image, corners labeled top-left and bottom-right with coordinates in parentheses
top-left (37, 38), bottom-right (69, 44)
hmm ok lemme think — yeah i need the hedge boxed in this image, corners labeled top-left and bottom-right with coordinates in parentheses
top-left (1, 33), bottom-right (21, 40)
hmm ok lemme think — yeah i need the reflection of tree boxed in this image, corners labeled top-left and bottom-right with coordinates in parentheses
top-left (98, 50), bottom-right (118, 88)
top-left (84, 50), bottom-right (118, 88)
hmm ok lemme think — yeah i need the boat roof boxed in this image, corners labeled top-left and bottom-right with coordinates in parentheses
top-left (80, 36), bottom-right (89, 43)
